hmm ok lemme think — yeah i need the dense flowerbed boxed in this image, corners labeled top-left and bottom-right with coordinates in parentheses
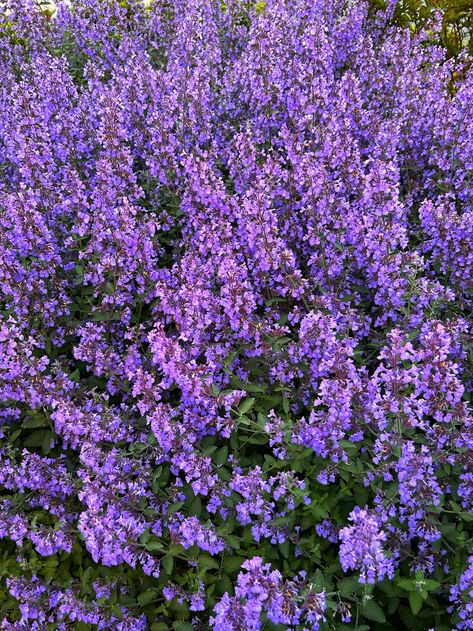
top-left (0, 0), bottom-right (472, 629)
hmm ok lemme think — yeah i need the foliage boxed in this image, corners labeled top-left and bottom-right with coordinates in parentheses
top-left (379, 0), bottom-right (473, 57)
top-left (0, 0), bottom-right (472, 629)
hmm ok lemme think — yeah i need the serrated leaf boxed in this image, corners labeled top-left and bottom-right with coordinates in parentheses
top-left (24, 430), bottom-right (52, 451)
top-left (167, 501), bottom-right (184, 515)
top-left (238, 397), bottom-right (255, 415)
top-left (189, 495), bottom-right (202, 517)
top-left (262, 393), bottom-right (282, 407)
top-left (138, 590), bottom-right (157, 606)
top-left (397, 578), bottom-right (416, 591)
top-left (223, 555), bottom-right (243, 573)
top-left (146, 540), bottom-right (163, 552)
top-left (460, 511), bottom-right (473, 522)
top-left (389, 595), bottom-right (401, 613)
top-left (248, 434), bottom-right (267, 445)
top-left (313, 569), bottom-right (324, 592)
top-left (398, 605), bottom-right (422, 629)
top-left (10, 429), bottom-right (22, 442)
top-left (198, 555), bottom-right (219, 571)
top-left (162, 555), bottom-right (173, 575)
top-left (91, 312), bottom-right (110, 321)
top-left (110, 605), bottom-right (123, 618)
top-left (68, 368), bottom-right (81, 382)
top-left (42, 430), bottom-right (52, 454)
top-left (237, 415), bottom-right (251, 426)
top-left (23, 430), bottom-right (44, 448)
top-left (279, 540), bottom-right (290, 558)
top-left (173, 622), bottom-right (194, 631)
top-left (225, 535), bottom-right (241, 550)
top-left (223, 351), bottom-right (238, 367)
top-left (337, 577), bottom-right (361, 597)
top-left (360, 600), bottom-right (386, 623)
top-left (408, 591), bottom-right (423, 615)
top-left (214, 446), bottom-right (228, 466)
top-left (243, 383), bottom-right (264, 393)
top-left (23, 415), bottom-right (48, 429)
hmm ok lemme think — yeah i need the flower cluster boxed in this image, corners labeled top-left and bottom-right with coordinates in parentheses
top-left (339, 507), bottom-right (395, 585)
top-left (0, 0), bottom-right (471, 629)
top-left (211, 557), bottom-right (326, 630)
top-left (449, 556), bottom-right (473, 630)
top-left (4, 576), bottom-right (147, 630)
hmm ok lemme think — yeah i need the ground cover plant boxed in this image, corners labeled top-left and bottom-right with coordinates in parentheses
top-left (0, 0), bottom-right (472, 629)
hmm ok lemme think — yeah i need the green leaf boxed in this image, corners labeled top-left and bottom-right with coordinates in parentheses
top-left (24, 430), bottom-right (52, 453)
top-left (198, 555), bottom-right (219, 571)
top-left (173, 623), bottom-right (194, 631)
top-left (360, 600), bottom-right (386, 623)
top-left (189, 495), bottom-right (202, 517)
top-left (162, 555), bottom-right (173, 575)
top-left (262, 393), bottom-right (281, 407)
top-left (81, 566), bottom-right (93, 586)
top-left (10, 429), bottom-right (22, 442)
top-left (214, 446), bottom-right (228, 466)
top-left (238, 397), bottom-right (255, 415)
top-left (223, 555), bottom-right (243, 573)
top-left (313, 569), bottom-right (324, 592)
top-left (42, 430), bottom-right (53, 454)
top-left (23, 430), bottom-right (44, 447)
top-left (243, 383), bottom-right (264, 393)
top-left (397, 578), bottom-right (416, 591)
top-left (225, 535), bottom-right (241, 550)
top-left (23, 414), bottom-right (48, 429)
top-left (68, 368), bottom-right (81, 382)
top-left (255, 1), bottom-right (266, 15)
top-left (398, 605), bottom-right (422, 629)
top-left (138, 590), bottom-right (158, 606)
top-left (91, 311), bottom-right (110, 321)
top-left (337, 577), bottom-right (361, 597)
top-left (223, 351), bottom-right (238, 367)
top-left (167, 501), bottom-right (184, 515)
top-left (388, 597), bottom-right (400, 614)
top-left (146, 539), bottom-right (164, 552)
top-left (408, 591), bottom-right (423, 615)
top-left (423, 579), bottom-right (440, 591)
top-left (460, 511), bottom-right (473, 522)
top-left (110, 605), bottom-right (123, 618)
top-left (248, 435), bottom-right (267, 445)
top-left (279, 540), bottom-right (290, 559)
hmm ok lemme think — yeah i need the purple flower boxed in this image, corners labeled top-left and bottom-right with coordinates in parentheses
top-left (339, 507), bottom-right (395, 584)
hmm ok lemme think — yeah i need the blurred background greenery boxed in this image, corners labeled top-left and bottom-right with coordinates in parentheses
top-left (28, 0), bottom-right (473, 60)
top-left (369, 0), bottom-right (473, 56)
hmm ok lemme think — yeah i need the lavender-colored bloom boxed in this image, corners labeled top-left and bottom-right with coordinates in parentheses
top-left (449, 556), bottom-right (473, 630)
top-left (211, 557), bottom-right (326, 630)
top-left (0, 0), bottom-right (471, 627)
top-left (339, 507), bottom-right (395, 584)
